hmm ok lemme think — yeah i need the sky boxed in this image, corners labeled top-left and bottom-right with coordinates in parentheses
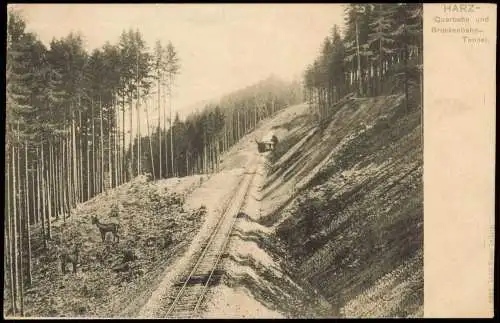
top-left (10, 4), bottom-right (344, 139)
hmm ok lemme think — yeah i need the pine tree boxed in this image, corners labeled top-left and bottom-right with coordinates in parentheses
top-left (391, 3), bottom-right (422, 111)
top-left (367, 4), bottom-right (397, 95)
top-left (154, 40), bottom-right (167, 178)
top-left (165, 42), bottom-right (180, 177)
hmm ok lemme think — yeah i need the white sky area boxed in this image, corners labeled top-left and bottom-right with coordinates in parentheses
top-left (11, 4), bottom-right (344, 141)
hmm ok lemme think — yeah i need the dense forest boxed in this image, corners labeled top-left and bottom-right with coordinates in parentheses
top-left (4, 9), bottom-right (302, 316)
top-left (139, 74), bottom-right (302, 178)
top-left (304, 4), bottom-right (422, 119)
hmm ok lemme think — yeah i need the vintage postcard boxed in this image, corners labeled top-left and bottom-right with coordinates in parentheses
top-left (4, 3), bottom-right (495, 319)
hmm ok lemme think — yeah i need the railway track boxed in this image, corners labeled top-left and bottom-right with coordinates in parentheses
top-left (164, 162), bottom-right (258, 318)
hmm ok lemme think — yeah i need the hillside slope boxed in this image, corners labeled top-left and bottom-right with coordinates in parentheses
top-left (262, 95), bottom-right (423, 317)
top-left (17, 175), bottom-right (209, 317)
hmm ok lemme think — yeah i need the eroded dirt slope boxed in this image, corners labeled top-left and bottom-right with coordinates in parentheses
top-left (263, 95), bottom-right (423, 317)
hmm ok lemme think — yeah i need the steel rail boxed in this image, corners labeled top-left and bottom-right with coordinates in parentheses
top-left (193, 165), bottom-right (257, 313)
top-left (165, 159), bottom-right (258, 318)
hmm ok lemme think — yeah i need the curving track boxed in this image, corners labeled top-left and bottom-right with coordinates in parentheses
top-left (164, 161), bottom-right (259, 318)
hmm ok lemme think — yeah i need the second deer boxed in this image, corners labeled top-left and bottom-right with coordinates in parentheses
top-left (91, 215), bottom-right (120, 243)
top-left (60, 243), bottom-right (81, 274)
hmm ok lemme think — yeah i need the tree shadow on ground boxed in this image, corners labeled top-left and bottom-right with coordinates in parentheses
top-left (223, 252), bottom-right (337, 318)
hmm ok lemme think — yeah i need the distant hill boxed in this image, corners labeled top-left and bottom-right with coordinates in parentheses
top-left (178, 99), bottom-right (215, 119)
top-left (179, 74), bottom-right (303, 120)
top-left (217, 74), bottom-right (302, 107)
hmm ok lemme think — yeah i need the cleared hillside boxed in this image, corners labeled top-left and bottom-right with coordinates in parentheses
top-left (262, 95), bottom-right (423, 317)
top-left (15, 175), bottom-right (209, 317)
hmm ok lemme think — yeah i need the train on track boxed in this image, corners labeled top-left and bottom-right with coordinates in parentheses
top-left (255, 132), bottom-right (278, 153)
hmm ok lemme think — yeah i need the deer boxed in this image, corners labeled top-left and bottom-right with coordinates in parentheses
top-left (91, 215), bottom-right (120, 243)
top-left (60, 243), bottom-right (81, 274)
top-left (271, 135), bottom-right (279, 146)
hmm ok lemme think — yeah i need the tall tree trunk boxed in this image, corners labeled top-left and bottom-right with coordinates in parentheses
top-left (31, 160), bottom-right (37, 225)
top-left (24, 141), bottom-right (32, 286)
top-left (355, 17), bottom-right (363, 97)
top-left (99, 96), bottom-right (105, 193)
top-left (118, 106), bottom-right (122, 186)
top-left (61, 139), bottom-right (67, 222)
top-left (55, 142), bottom-right (62, 219)
top-left (11, 145), bottom-right (19, 315)
top-left (49, 142), bottom-right (58, 220)
top-left (79, 105), bottom-right (84, 203)
top-left (209, 140), bottom-right (212, 173)
top-left (44, 143), bottom-right (52, 239)
top-left (254, 102), bottom-right (257, 130)
top-left (6, 143), bottom-right (16, 315)
top-left (163, 77), bottom-right (168, 177)
top-left (92, 99), bottom-right (97, 196)
top-left (86, 117), bottom-right (90, 201)
top-left (96, 135), bottom-right (101, 194)
top-left (70, 129), bottom-right (75, 208)
top-left (67, 128), bottom-right (74, 211)
top-left (199, 153), bottom-right (203, 175)
top-left (115, 97), bottom-right (120, 187)
top-left (403, 27), bottom-right (409, 113)
top-left (419, 51), bottom-right (423, 141)
top-left (37, 147), bottom-right (47, 249)
top-left (213, 140), bottom-right (217, 172)
top-left (223, 124), bottom-right (227, 153)
top-left (418, 27), bottom-right (423, 115)
top-left (108, 99), bottom-right (113, 190)
top-left (203, 131), bottom-right (207, 174)
top-left (136, 52), bottom-right (141, 176)
top-left (5, 189), bottom-right (13, 315)
top-left (378, 22), bottom-right (383, 95)
top-left (112, 97), bottom-right (116, 187)
top-left (216, 139), bottom-right (220, 172)
top-left (112, 96), bottom-right (117, 187)
top-left (157, 77), bottom-right (162, 179)
top-left (65, 136), bottom-right (70, 215)
top-left (16, 126), bottom-right (24, 316)
top-left (236, 110), bottom-right (240, 140)
top-left (169, 75), bottom-right (174, 178)
top-left (72, 111), bottom-right (78, 204)
top-left (211, 140), bottom-right (214, 173)
top-left (61, 138), bottom-right (66, 217)
top-left (122, 99), bottom-right (126, 184)
top-left (129, 96), bottom-right (133, 180)
top-left (145, 98), bottom-right (156, 180)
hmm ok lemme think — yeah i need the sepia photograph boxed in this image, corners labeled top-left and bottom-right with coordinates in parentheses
top-left (4, 3), bottom-right (425, 318)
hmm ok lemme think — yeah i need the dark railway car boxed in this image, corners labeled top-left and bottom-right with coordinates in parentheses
top-left (255, 132), bottom-right (278, 153)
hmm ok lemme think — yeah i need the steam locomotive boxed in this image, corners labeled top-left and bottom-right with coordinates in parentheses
top-left (255, 132), bottom-right (279, 153)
